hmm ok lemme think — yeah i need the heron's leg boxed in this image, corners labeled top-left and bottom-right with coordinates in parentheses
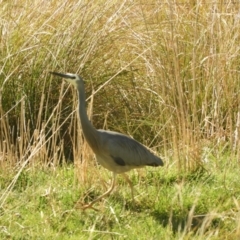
top-left (122, 173), bottom-right (134, 201)
top-left (81, 172), bottom-right (116, 210)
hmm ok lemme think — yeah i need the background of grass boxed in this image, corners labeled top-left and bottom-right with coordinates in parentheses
top-left (1, 0), bottom-right (240, 239)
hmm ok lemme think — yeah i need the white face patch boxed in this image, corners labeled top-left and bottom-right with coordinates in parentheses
top-left (50, 72), bottom-right (79, 88)
top-left (66, 78), bottom-right (78, 88)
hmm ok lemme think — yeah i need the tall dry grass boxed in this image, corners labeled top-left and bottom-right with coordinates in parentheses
top-left (1, 2), bottom-right (240, 238)
top-left (1, 0), bottom-right (240, 179)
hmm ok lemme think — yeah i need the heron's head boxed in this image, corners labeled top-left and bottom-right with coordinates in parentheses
top-left (50, 72), bottom-right (82, 88)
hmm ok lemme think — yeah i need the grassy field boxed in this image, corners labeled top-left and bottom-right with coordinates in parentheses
top-left (1, 158), bottom-right (240, 239)
top-left (1, 0), bottom-right (240, 239)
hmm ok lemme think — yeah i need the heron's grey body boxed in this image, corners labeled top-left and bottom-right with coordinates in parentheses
top-left (96, 130), bottom-right (163, 173)
top-left (50, 72), bottom-right (163, 209)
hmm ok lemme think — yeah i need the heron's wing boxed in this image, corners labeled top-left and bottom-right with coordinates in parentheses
top-left (98, 130), bottom-right (163, 167)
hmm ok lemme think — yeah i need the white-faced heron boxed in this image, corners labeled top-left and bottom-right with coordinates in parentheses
top-left (50, 72), bottom-right (164, 210)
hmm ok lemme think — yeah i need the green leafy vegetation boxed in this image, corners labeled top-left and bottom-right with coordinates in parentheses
top-left (1, 0), bottom-right (240, 238)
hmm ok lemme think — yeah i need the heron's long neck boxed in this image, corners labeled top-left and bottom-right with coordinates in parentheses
top-left (77, 81), bottom-right (100, 153)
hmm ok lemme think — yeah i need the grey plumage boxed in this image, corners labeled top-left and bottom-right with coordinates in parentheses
top-left (96, 130), bottom-right (163, 173)
top-left (50, 72), bottom-right (163, 210)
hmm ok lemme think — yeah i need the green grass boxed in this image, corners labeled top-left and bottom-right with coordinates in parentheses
top-left (1, 157), bottom-right (240, 239)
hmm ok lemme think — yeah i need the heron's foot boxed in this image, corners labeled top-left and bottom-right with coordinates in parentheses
top-left (81, 203), bottom-right (99, 211)
top-left (75, 201), bottom-right (99, 211)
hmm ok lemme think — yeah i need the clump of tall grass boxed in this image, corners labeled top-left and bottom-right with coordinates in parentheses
top-left (1, 1), bottom-right (240, 181)
top-left (1, 1), bottom-right (240, 238)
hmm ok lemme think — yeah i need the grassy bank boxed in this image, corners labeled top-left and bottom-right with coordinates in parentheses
top-left (1, 158), bottom-right (240, 239)
top-left (1, 0), bottom-right (240, 238)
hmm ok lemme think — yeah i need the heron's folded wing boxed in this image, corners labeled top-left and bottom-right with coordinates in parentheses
top-left (99, 130), bottom-right (163, 167)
